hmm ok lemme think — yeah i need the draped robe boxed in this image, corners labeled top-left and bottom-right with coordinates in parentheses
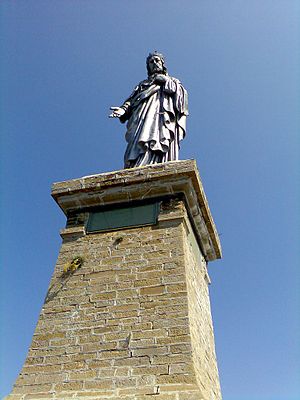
top-left (119, 75), bottom-right (188, 168)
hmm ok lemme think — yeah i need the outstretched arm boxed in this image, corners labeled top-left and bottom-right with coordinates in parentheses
top-left (109, 107), bottom-right (126, 118)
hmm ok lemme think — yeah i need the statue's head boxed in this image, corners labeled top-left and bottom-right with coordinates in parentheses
top-left (146, 51), bottom-right (167, 76)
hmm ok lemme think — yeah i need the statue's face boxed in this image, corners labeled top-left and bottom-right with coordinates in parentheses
top-left (148, 55), bottom-right (164, 74)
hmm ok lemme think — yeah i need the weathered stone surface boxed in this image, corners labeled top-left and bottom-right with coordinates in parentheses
top-left (7, 161), bottom-right (221, 400)
top-left (51, 160), bottom-right (221, 261)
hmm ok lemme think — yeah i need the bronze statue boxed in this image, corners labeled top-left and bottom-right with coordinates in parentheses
top-left (109, 52), bottom-right (188, 168)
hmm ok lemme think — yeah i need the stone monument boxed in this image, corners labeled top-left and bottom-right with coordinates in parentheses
top-left (7, 54), bottom-right (222, 400)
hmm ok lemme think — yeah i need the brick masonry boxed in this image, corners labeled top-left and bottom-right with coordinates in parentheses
top-left (7, 160), bottom-right (222, 400)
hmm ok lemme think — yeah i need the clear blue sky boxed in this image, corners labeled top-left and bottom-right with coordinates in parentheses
top-left (0, 1), bottom-right (299, 399)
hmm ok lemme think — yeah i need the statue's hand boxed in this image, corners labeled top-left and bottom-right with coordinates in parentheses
top-left (109, 107), bottom-right (126, 118)
top-left (154, 74), bottom-right (167, 84)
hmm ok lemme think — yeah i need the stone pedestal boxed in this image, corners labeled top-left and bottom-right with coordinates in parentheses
top-left (8, 160), bottom-right (222, 400)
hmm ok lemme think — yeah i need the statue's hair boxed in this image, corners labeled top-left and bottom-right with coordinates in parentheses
top-left (146, 51), bottom-right (167, 76)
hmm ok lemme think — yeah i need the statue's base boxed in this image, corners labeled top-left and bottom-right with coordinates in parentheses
top-left (7, 160), bottom-right (221, 400)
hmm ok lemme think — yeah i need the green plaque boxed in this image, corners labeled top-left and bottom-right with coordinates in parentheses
top-left (86, 202), bottom-right (160, 233)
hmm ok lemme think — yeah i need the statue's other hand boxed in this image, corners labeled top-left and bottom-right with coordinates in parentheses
top-left (109, 107), bottom-right (126, 118)
top-left (154, 74), bottom-right (167, 84)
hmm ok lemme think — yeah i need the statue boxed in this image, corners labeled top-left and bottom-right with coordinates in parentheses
top-left (109, 52), bottom-right (188, 168)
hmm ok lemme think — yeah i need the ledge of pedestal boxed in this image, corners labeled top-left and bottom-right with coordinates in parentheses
top-left (52, 160), bottom-right (221, 261)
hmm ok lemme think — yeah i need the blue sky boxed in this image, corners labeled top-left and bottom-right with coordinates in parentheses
top-left (0, 1), bottom-right (299, 399)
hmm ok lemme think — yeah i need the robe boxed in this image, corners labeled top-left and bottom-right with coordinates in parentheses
top-left (119, 74), bottom-right (188, 168)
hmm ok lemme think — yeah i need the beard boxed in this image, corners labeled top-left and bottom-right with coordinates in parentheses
top-left (149, 63), bottom-right (164, 74)
top-left (149, 68), bottom-right (165, 77)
